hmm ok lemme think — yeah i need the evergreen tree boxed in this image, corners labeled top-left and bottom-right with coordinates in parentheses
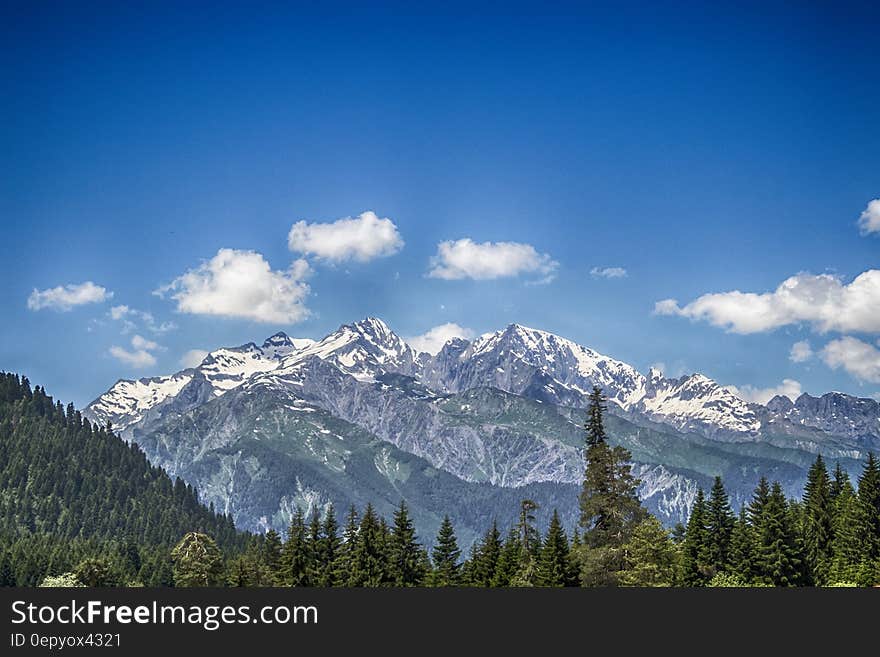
top-left (537, 510), bottom-right (571, 587)
top-left (619, 516), bottom-right (678, 587)
top-left (491, 529), bottom-right (521, 587)
top-left (315, 505), bottom-right (340, 587)
top-left (263, 529), bottom-right (283, 585)
top-left (681, 488), bottom-right (711, 586)
top-left (706, 476), bottom-right (735, 573)
top-left (226, 555), bottom-right (250, 587)
top-left (755, 482), bottom-right (801, 586)
top-left (171, 532), bottom-right (223, 587)
top-left (829, 481), bottom-right (864, 585)
top-left (334, 506), bottom-right (360, 586)
top-left (511, 499), bottom-right (540, 587)
top-left (748, 476), bottom-right (771, 546)
top-left (585, 385), bottom-right (608, 446)
top-left (578, 386), bottom-right (646, 586)
top-left (567, 527), bottom-right (582, 586)
top-left (388, 501), bottom-right (425, 586)
top-left (350, 504), bottom-right (387, 587)
top-left (829, 462), bottom-right (849, 502)
top-left (517, 499), bottom-right (540, 555)
top-left (802, 455), bottom-right (833, 585)
top-left (306, 510), bottom-right (323, 584)
top-left (459, 542), bottom-right (478, 586)
top-left (281, 508), bottom-right (310, 586)
top-left (857, 452), bottom-right (880, 563)
top-left (430, 515), bottom-right (461, 587)
top-left (729, 506), bottom-right (756, 584)
top-left (473, 521), bottom-right (502, 587)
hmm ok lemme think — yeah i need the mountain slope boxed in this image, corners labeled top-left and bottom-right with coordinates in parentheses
top-left (0, 372), bottom-right (245, 585)
top-left (129, 380), bottom-right (581, 546)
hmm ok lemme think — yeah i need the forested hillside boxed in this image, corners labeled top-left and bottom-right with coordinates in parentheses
top-left (0, 372), bottom-right (246, 585)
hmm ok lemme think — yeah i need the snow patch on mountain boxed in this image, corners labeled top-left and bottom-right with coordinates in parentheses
top-left (274, 317), bottom-right (421, 381)
top-left (85, 331), bottom-right (314, 430)
top-left (86, 373), bottom-right (195, 430)
top-left (635, 372), bottom-right (762, 437)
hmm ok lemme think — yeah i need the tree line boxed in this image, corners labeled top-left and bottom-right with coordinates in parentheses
top-left (2, 372), bottom-right (879, 587)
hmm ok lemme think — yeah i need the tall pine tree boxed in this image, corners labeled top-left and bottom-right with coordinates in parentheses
top-left (729, 505), bottom-right (756, 584)
top-left (430, 515), bottom-right (461, 587)
top-left (350, 504), bottom-right (387, 587)
top-left (802, 455), bottom-right (833, 585)
top-left (682, 488), bottom-right (711, 586)
top-left (706, 476), bottom-right (735, 573)
top-left (388, 501), bottom-right (426, 586)
top-left (578, 386), bottom-right (646, 586)
top-left (857, 453), bottom-right (880, 563)
top-left (755, 482), bottom-right (801, 586)
top-left (281, 508), bottom-right (310, 586)
top-left (537, 510), bottom-right (571, 587)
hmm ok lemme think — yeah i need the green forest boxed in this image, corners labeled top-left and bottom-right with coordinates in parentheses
top-left (1, 372), bottom-right (879, 587)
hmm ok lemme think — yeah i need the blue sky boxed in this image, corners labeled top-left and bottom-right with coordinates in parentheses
top-left (2, 1), bottom-right (879, 407)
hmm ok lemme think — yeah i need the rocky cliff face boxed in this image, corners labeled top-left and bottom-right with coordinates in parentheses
top-left (765, 392), bottom-right (880, 451)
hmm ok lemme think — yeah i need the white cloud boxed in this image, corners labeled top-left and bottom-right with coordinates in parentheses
top-left (726, 379), bottom-right (803, 405)
top-left (180, 349), bottom-right (210, 369)
top-left (109, 305), bottom-right (176, 334)
top-left (428, 238), bottom-right (558, 282)
top-left (789, 340), bottom-right (813, 363)
top-left (821, 336), bottom-right (880, 383)
top-left (858, 199), bottom-right (880, 236)
top-left (654, 270), bottom-right (880, 334)
top-left (27, 281), bottom-right (112, 311)
top-left (405, 323), bottom-right (475, 355)
top-left (288, 211), bottom-right (404, 263)
top-left (109, 305), bottom-right (130, 320)
top-left (653, 299), bottom-right (680, 316)
top-left (590, 266), bottom-right (628, 279)
top-left (109, 334), bottom-right (161, 369)
top-left (131, 334), bottom-right (159, 351)
top-left (156, 249), bottom-right (311, 324)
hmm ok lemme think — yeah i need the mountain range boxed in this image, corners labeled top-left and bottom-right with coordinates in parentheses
top-left (84, 318), bottom-right (880, 544)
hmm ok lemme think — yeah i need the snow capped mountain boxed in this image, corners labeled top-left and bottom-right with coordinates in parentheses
top-left (85, 317), bottom-right (791, 441)
top-left (417, 323), bottom-right (765, 439)
top-left (83, 316), bottom-right (874, 533)
top-left (421, 323), bottom-right (647, 409)
top-left (634, 369), bottom-right (762, 438)
top-left (87, 331), bottom-right (314, 431)
top-left (274, 317), bottom-right (422, 381)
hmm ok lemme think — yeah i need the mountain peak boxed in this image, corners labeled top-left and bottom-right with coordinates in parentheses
top-left (349, 316), bottom-right (393, 335)
top-left (506, 322), bottom-right (539, 333)
top-left (766, 394), bottom-right (795, 412)
top-left (264, 331), bottom-right (291, 343)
